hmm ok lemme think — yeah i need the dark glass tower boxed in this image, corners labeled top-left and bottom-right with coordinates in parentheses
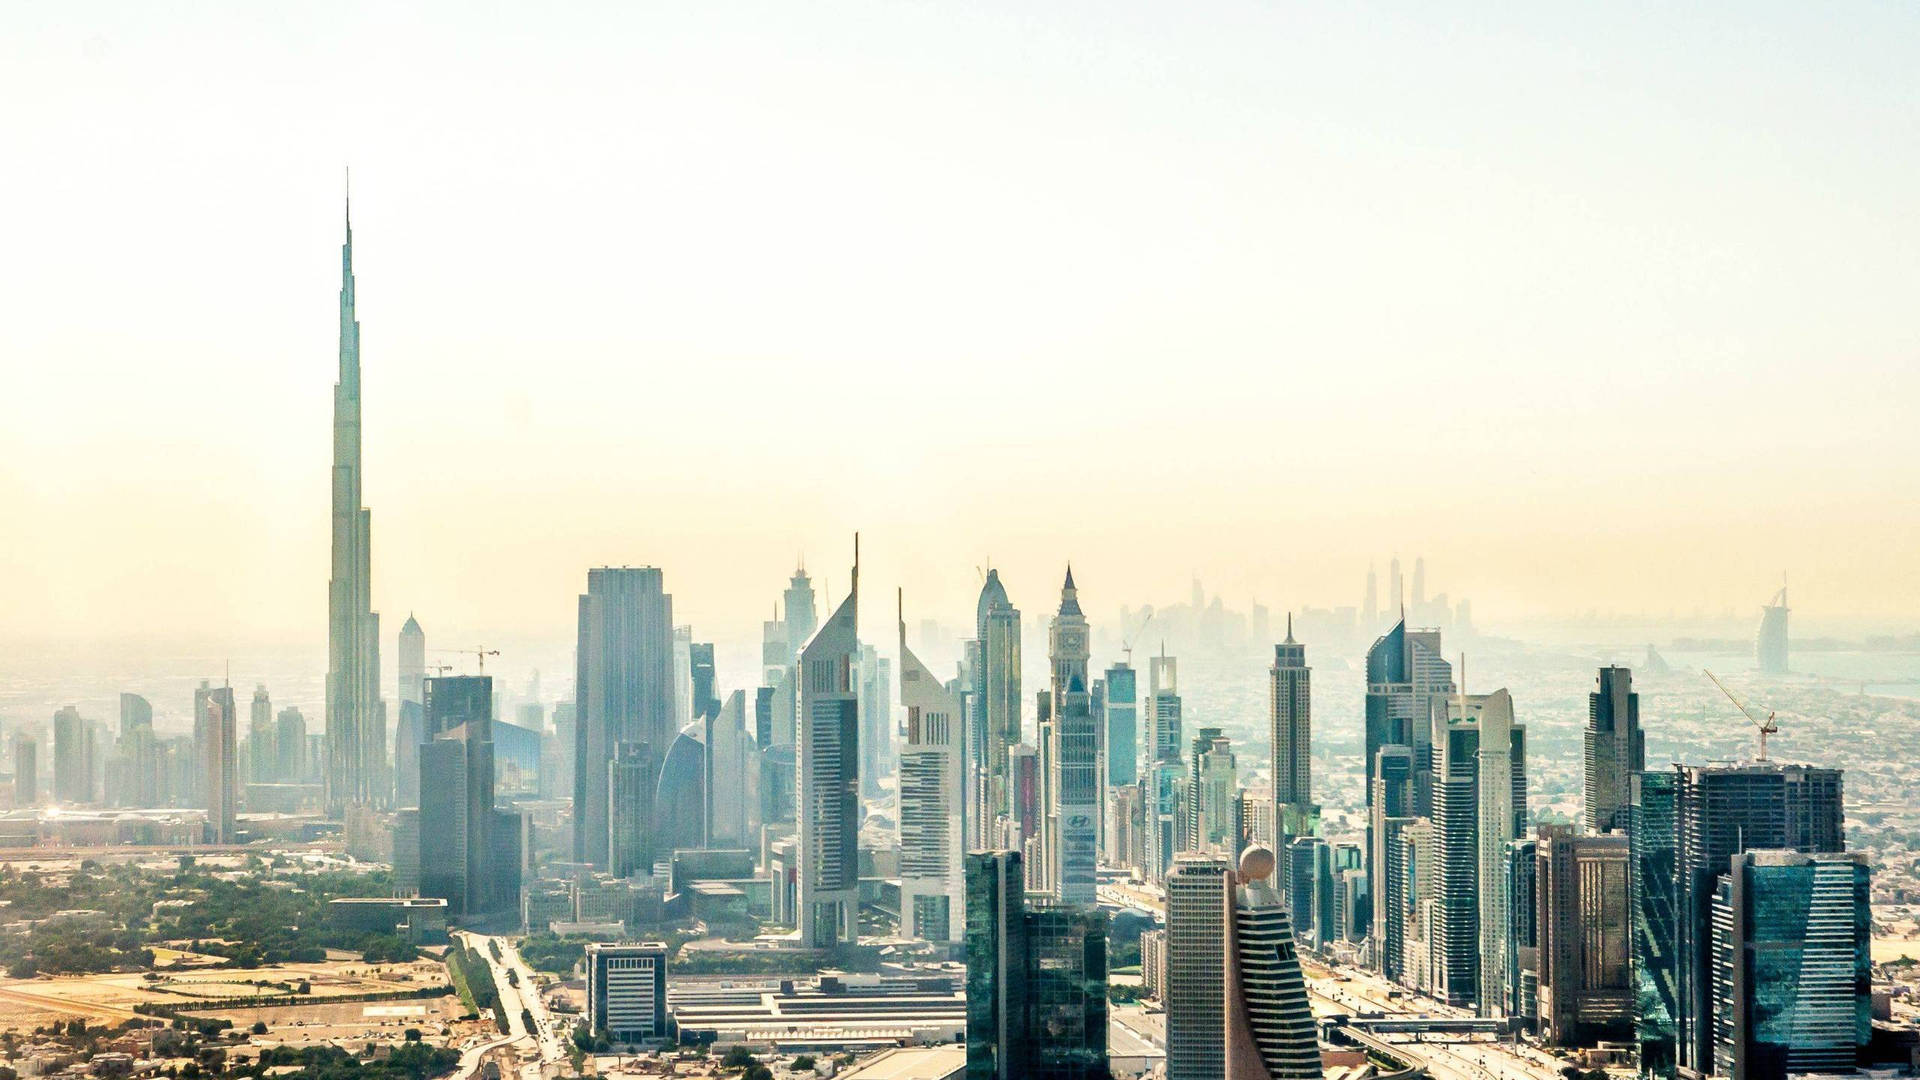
top-left (965, 850), bottom-right (1109, 1080)
top-left (1630, 770), bottom-right (1680, 1077)
top-left (1673, 763), bottom-right (1844, 1077)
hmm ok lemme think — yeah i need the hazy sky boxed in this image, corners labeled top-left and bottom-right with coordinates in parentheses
top-left (4, 1), bottom-right (1917, 656)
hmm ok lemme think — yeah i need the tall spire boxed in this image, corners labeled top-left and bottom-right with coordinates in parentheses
top-left (1285, 611), bottom-right (1295, 644)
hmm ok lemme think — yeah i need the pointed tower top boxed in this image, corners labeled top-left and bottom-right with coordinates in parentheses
top-left (1285, 611), bottom-right (1295, 644)
top-left (1058, 564), bottom-right (1083, 617)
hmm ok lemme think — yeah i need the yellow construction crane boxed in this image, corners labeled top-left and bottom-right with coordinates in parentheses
top-left (432, 648), bottom-right (500, 675)
top-left (1704, 669), bottom-right (1778, 761)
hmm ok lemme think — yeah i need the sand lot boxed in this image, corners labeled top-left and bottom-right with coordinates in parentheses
top-left (0, 956), bottom-right (452, 1027)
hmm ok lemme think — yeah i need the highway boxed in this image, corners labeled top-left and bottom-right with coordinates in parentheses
top-left (454, 930), bottom-right (570, 1080)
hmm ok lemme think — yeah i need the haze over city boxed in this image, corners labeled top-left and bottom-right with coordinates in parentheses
top-left (3, 8), bottom-right (1920, 1080)
top-left (6, 2), bottom-right (1920, 658)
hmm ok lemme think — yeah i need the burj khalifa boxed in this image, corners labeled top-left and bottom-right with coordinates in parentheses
top-left (326, 186), bottom-right (387, 814)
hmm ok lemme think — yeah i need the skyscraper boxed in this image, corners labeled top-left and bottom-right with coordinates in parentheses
top-left (965, 850), bottom-right (1110, 1080)
top-left (1711, 850), bottom-right (1870, 1080)
top-left (12, 736), bottom-right (36, 807)
top-left (248, 685), bottom-right (274, 784)
top-left (275, 707), bottom-right (307, 784)
top-left (1104, 661), bottom-right (1138, 789)
top-left (798, 541), bottom-right (860, 948)
top-left (1165, 854), bottom-right (1231, 1080)
top-left (1537, 827), bottom-right (1632, 1045)
top-left (326, 190), bottom-right (386, 815)
top-left (1187, 728), bottom-right (1238, 856)
top-left (1048, 675), bottom-right (1100, 906)
top-left (975, 570), bottom-right (1022, 841)
top-left (1584, 667), bottom-right (1642, 834)
top-left (1146, 651), bottom-right (1183, 766)
top-left (1165, 848), bottom-right (1320, 1080)
top-left (1362, 619), bottom-right (1453, 968)
top-left (53, 705), bottom-right (91, 805)
top-left (573, 566), bottom-right (674, 871)
top-left (398, 614), bottom-right (425, 709)
top-left (201, 685), bottom-right (236, 843)
top-left (1673, 762), bottom-right (1845, 1077)
top-left (784, 566), bottom-right (818, 656)
top-left (899, 595), bottom-right (967, 943)
top-left (1270, 617), bottom-right (1313, 842)
top-left (118, 693), bottom-right (152, 737)
top-left (1044, 568), bottom-right (1098, 906)
top-left (1428, 688), bottom-right (1526, 1011)
top-left (1630, 769), bottom-right (1680, 1077)
top-left (1369, 744), bottom-right (1415, 979)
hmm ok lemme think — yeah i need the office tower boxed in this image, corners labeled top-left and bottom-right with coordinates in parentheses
top-left (798, 542), bottom-right (860, 948)
top-left (1146, 651), bottom-right (1182, 765)
top-left (325, 193), bottom-right (386, 815)
top-left (785, 566), bottom-right (818, 655)
top-left (1412, 556), bottom-right (1426, 609)
top-left (1369, 745), bottom-right (1415, 978)
top-left (199, 685), bottom-right (236, 843)
top-left (975, 570), bottom-right (1022, 837)
top-left (1286, 837), bottom-right (1322, 944)
top-left (965, 850), bottom-right (1109, 1080)
top-left (1165, 849), bottom-right (1320, 1080)
top-left (394, 699), bottom-right (424, 807)
top-left (1673, 762), bottom-right (1844, 1077)
top-left (119, 693), bottom-right (152, 737)
top-left (1585, 667), bottom-right (1642, 834)
top-left (53, 706), bottom-right (90, 804)
top-left (1187, 729), bottom-right (1238, 855)
top-left (586, 943), bottom-right (669, 1045)
top-left (653, 722), bottom-right (707, 853)
top-left (13, 737), bottom-right (36, 806)
top-left (1631, 770), bottom-right (1680, 1077)
top-left (248, 686), bottom-right (274, 784)
top-left (1047, 675), bottom-right (1099, 906)
top-left (1104, 661), bottom-right (1138, 789)
top-left (707, 690), bottom-right (755, 846)
top-left (1362, 619), bottom-right (1452, 963)
top-left (573, 566), bottom-right (674, 870)
top-left (1270, 618), bottom-right (1314, 841)
top-left (1429, 689), bottom-right (1526, 1011)
top-left (1504, 837), bottom-right (1539, 1024)
top-left (551, 702), bottom-right (576, 797)
top-left (1231, 847), bottom-right (1323, 1080)
top-left (398, 614), bottom-right (424, 709)
top-left (1389, 555), bottom-right (1403, 612)
top-left (1165, 855), bottom-right (1231, 1080)
top-left (608, 743), bottom-right (654, 879)
top-left (1536, 828), bottom-right (1631, 1045)
top-left (1399, 819), bottom-right (1437, 995)
top-left (1755, 586), bottom-right (1790, 675)
top-left (418, 738), bottom-right (469, 910)
top-left (857, 644), bottom-right (893, 791)
top-left (690, 641), bottom-right (718, 721)
top-left (275, 707), bottom-right (306, 783)
top-left (1711, 850), bottom-right (1870, 1080)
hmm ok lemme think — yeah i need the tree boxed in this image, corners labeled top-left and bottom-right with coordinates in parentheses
top-left (249, 1020), bottom-right (267, 1035)
top-left (721, 1046), bottom-right (758, 1069)
top-left (791, 1054), bottom-right (817, 1071)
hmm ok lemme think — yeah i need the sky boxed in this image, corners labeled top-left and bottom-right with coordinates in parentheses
top-left (3, 1), bottom-right (1917, 662)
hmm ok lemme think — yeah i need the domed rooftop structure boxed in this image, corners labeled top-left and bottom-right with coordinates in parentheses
top-left (1238, 844), bottom-right (1277, 884)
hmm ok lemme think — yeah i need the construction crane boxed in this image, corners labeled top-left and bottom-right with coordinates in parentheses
top-left (1121, 609), bottom-right (1155, 665)
top-left (1704, 669), bottom-right (1778, 761)
top-left (433, 647), bottom-right (500, 675)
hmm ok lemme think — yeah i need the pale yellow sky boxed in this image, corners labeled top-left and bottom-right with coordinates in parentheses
top-left (2, 2), bottom-right (1917, 653)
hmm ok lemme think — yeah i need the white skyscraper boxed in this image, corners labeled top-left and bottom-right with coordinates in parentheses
top-left (797, 539), bottom-right (861, 948)
top-left (897, 592), bottom-right (966, 943)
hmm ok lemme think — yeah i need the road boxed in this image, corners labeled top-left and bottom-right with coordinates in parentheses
top-left (453, 931), bottom-right (570, 1080)
top-left (1301, 966), bottom-right (1561, 1080)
